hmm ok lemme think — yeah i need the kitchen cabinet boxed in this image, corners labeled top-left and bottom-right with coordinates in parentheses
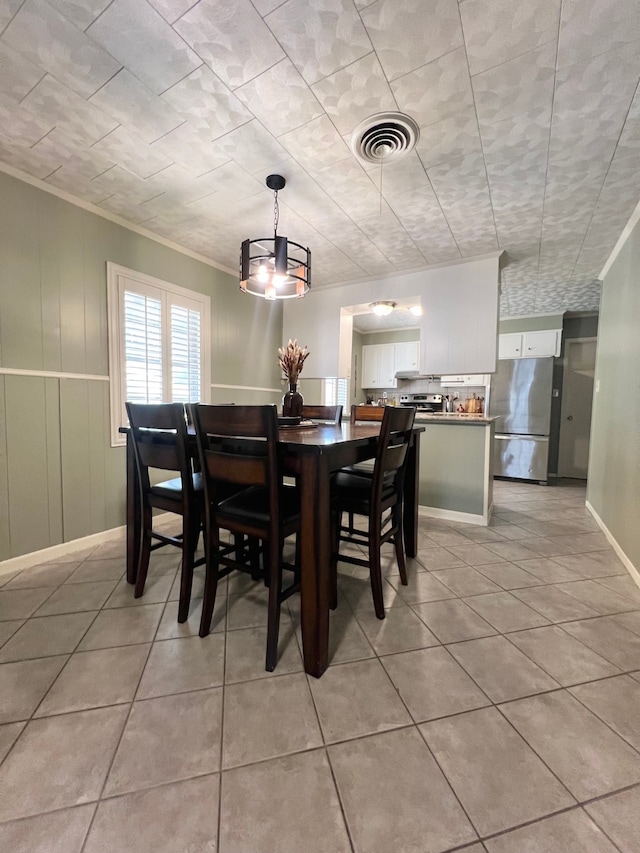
top-left (498, 330), bottom-right (561, 359)
top-left (394, 341), bottom-right (420, 373)
top-left (440, 374), bottom-right (489, 387)
top-left (361, 344), bottom-right (397, 389)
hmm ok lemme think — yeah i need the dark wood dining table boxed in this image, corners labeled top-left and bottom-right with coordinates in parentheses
top-left (124, 420), bottom-right (423, 678)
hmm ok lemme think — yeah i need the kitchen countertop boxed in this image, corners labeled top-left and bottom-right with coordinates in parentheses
top-left (413, 413), bottom-right (499, 425)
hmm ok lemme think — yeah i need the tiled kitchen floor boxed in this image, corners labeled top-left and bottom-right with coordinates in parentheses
top-left (1, 480), bottom-right (640, 852)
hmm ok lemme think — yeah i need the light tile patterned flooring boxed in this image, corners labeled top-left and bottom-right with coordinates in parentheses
top-left (1, 480), bottom-right (640, 851)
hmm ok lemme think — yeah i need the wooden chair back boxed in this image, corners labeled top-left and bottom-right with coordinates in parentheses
top-left (125, 402), bottom-right (193, 499)
top-left (189, 404), bottom-right (281, 526)
top-left (301, 404), bottom-right (342, 423)
top-left (350, 404), bottom-right (386, 424)
top-left (372, 406), bottom-right (416, 500)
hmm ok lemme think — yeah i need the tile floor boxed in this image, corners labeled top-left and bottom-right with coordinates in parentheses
top-left (1, 480), bottom-right (640, 851)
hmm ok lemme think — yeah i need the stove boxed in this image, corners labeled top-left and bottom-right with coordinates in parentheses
top-left (399, 393), bottom-right (444, 413)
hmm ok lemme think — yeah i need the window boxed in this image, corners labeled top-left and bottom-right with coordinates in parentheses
top-left (107, 263), bottom-right (210, 446)
top-left (321, 377), bottom-right (348, 410)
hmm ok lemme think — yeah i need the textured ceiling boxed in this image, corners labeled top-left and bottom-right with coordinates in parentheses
top-left (1, 0), bottom-right (639, 317)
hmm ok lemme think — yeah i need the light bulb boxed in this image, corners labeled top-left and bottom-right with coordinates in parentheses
top-left (257, 264), bottom-right (269, 283)
top-left (409, 305), bottom-right (423, 316)
top-left (371, 301), bottom-right (395, 316)
top-left (272, 273), bottom-right (286, 286)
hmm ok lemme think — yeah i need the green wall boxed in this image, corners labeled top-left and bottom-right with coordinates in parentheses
top-left (588, 215), bottom-right (640, 569)
top-left (0, 171), bottom-right (283, 560)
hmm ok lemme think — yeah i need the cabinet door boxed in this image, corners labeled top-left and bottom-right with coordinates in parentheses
top-left (394, 341), bottom-right (419, 372)
top-left (378, 344), bottom-right (397, 388)
top-left (523, 330), bottom-right (560, 357)
top-left (361, 345), bottom-right (380, 388)
top-left (498, 333), bottom-right (523, 359)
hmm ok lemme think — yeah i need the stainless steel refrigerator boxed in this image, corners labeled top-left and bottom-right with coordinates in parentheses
top-left (489, 357), bottom-right (553, 483)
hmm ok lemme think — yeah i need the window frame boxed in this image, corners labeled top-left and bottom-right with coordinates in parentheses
top-left (107, 262), bottom-right (211, 447)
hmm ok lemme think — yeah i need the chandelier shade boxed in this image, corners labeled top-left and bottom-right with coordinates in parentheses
top-left (370, 301), bottom-right (396, 316)
top-left (239, 175), bottom-right (311, 300)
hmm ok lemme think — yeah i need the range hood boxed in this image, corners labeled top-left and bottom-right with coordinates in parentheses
top-left (395, 370), bottom-right (440, 380)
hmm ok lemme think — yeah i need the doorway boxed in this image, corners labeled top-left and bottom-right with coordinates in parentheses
top-left (558, 337), bottom-right (597, 479)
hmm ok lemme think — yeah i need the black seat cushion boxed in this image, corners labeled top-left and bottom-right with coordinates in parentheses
top-left (150, 472), bottom-right (202, 500)
top-left (217, 485), bottom-right (300, 526)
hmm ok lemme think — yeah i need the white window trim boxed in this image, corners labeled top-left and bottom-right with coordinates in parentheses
top-left (107, 262), bottom-right (211, 447)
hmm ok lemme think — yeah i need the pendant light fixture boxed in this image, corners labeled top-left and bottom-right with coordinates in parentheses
top-left (239, 175), bottom-right (311, 300)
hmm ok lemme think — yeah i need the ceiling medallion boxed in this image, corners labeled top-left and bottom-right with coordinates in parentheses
top-left (239, 174), bottom-right (311, 300)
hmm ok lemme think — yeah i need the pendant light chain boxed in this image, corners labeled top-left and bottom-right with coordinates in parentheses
top-left (273, 189), bottom-right (279, 238)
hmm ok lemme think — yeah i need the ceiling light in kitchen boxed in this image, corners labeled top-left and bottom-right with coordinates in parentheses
top-left (409, 305), bottom-right (423, 316)
top-left (239, 175), bottom-right (311, 300)
top-left (370, 301), bottom-right (396, 316)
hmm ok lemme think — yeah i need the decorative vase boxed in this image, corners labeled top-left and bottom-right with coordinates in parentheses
top-left (282, 383), bottom-right (303, 417)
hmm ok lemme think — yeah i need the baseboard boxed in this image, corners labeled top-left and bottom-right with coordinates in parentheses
top-left (585, 500), bottom-right (640, 589)
top-left (0, 525), bottom-right (126, 578)
top-left (419, 505), bottom-right (489, 527)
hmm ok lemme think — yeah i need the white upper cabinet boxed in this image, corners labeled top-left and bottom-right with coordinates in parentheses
top-left (499, 330), bottom-right (561, 359)
top-left (394, 340), bottom-right (420, 373)
top-left (361, 341), bottom-right (420, 388)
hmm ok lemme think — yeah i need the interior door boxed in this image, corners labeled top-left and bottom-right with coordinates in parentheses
top-left (558, 338), bottom-right (597, 479)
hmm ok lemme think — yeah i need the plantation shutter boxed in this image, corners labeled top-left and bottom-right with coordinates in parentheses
top-left (123, 290), bottom-right (163, 404)
top-left (170, 304), bottom-right (202, 403)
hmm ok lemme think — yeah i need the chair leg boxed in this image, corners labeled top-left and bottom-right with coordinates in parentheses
top-left (393, 504), bottom-right (408, 587)
top-left (199, 524), bottom-right (221, 637)
top-left (178, 510), bottom-right (200, 623)
top-left (369, 515), bottom-right (385, 620)
top-left (134, 505), bottom-right (153, 599)
top-left (265, 537), bottom-right (283, 672)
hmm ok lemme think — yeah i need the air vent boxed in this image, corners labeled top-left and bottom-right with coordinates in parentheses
top-left (350, 112), bottom-right (420, 164)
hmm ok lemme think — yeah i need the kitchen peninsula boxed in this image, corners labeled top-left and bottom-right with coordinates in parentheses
top-left (415, 413), bottom-right (499, 525)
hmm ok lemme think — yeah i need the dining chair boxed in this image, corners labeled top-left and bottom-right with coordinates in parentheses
top-left (301, 404), bottom-right (343, 423)
top-left (190, 403), bottom-right (301, 672)
top-left (331, 405), bottom-right (416, 618)
top-left (350, 404), bottom-right (386, 424)
top-left (125, 402), bottom-right (204, 623)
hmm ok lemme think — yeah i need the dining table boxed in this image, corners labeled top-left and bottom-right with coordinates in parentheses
top-left (123, 419), bottom-right (423, 678)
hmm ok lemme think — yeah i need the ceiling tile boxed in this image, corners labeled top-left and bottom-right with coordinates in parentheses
top-left (278, 114), bottom-right (351, 172)
top-left (151, 122), bottom-right (230, 176)
top-left (1, 0), bottom-right (121, 97)
top-left (0, 1), bottom-right (22, 31)
top-left (160, 65), bottom-right (251, 140)
top-left (0, 41), bottom-right (45, 101)
top-left (0, 92), bottom-right (52, 146)
top-left (86, 0), bottom-right (201, 94)
top-left (45, 0), bottom-right (112, 29)
top-left (416, 108), bottom-right (482, 169)
top-left (472, 41), bottom-right (556, 127)
top-left (174, 0), bottom-right (285, 89)
top-left (0, 132), bottom-right (58, 178)
top-left (209, 120), bottom-right (289, 174)
top-left (146, 0), bottom-right (199, 25)
top-left (90, 164), bottom-right (167, 205)
top-left (235, 58), bottom-right (323, 136)
top-left (97, 192), bottom-right (156, 224)
top-left (45, 168), bottom-right (113, 203)
top-left (30, 127), bottom-right (115, 180)
top-left (367, 152), bottom-right (431, 200)
top-left (202, 161), bottom-right (264, 201)
top-left (460, 0), bottom-right (561, 76)
top-left (92, 126), bottom-right (174, 179)
top-left (20, 74), bottom-right (118, 145)
top-left (89, 69), bottom-right (184, 144)
top-left (557, 0), bottom-right (640, 70)
top-left (311, 52), bottom-right (396, 137)
top-left (312, 157), bottom-right (380, 219)
top-left (361, 0), bottom-right (463, 81)
top-left (390, 46), bottom-right (473, 129)
top-left (266, 0), bottom-right (372, 85)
